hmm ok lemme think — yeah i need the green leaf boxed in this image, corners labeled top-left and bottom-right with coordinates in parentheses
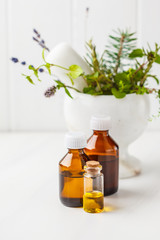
top-left (64, 87), bottom-right (73, 98)
top-left (155, 55), bottom-right (160, 64)
top-left (55, 80), bottom-right (65, 87)
top-left (28, 65), bottom-right (40, 80)
top-left (111, 88), bottom-right (126, 98)
top-left (101, 84), bottom-right (112, 91)
top-left (135, 86), bottom-right (148, 95)
top-left (115, 72), bottom-right (128, 83)
top-left (28, 65), bottom-right (35, 70)
top-left (109, 35), bottom-right (121, 42)
top-left (147, 74), bottom-right (159, 84)
top-left (55, 80), bottom-right (73, 98)
top-left (33, 69), bottom-right (39, 79)
top-left (85, 72), bottom-right (100, 86)
top-left (90, 71), bottom-right (99, 79)
top-left (83, 87), bottom-right (96, 94)
top-left (66, 73), bottom-right (74, 85)
top-left (55, 80), bottom-right (66, 90)
top-left (44, 63), bottom-right (51, 75)
top-left (34, 70), bottom-right (38, 78)
top-left (68, 65), bottom-right (83, 79)
top-left (129, 49), bottom-right (144, 58)
top-left (26, 76), bottom-right (34, 84)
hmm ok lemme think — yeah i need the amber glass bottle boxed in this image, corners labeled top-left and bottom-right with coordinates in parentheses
top-left (84, 116), bottom-right (119, 196)
top-left (59, 132), bottom-right (89, 207)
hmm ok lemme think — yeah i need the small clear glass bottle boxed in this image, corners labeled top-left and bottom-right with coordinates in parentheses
top-left (59, 132), bottom-right (89, 207)
top-left (83, 161), bottom-right (104, 213)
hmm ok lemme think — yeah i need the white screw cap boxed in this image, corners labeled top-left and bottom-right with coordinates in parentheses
top-left (65, 132), bottom-right (87, 149)
top-left (90, 115), bottom-right (111, 131)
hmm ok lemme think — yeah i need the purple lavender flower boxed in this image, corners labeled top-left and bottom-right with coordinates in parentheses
top-left (32, 29), bottom-right (50, 52)
top-left (86, 7), bottom-right (89, 12)
top-left (39, 68), bottom-right (44, 72)
top-left (33, 37), bottom-right (39, 42)
top-left (11, 57), bottom-right (18, 63)
top-left (33, 29), bottom-right (38, 34)
top-left (44, 86), bottom-right (56, 97)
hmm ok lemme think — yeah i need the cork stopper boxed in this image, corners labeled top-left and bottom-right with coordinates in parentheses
top-left (86, 161), bottom-right (100, 168)
top-left (85, 161), bottom-right (102, 174)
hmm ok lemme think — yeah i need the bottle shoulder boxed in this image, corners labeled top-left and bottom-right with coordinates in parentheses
top-left (108, 135), bottom-right (119, 148)
top-left (59, 151), bottom-right (88, 169)
top-left (85, 133), bottom-right (119, 154)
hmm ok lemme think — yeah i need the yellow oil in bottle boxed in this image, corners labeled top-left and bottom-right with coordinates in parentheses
top-left (83, 191), bottom-right (104, 213)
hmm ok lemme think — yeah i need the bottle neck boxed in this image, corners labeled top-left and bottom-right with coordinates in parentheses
top-left (86, 168), bottom-right (101, 176)
top-left (93, 130), bottom-right (109, 136)
top-left (68, 148), bottom-right (84, 154)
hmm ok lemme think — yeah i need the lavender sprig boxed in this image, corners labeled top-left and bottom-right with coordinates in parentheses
top-left (44, 86), bottom-right (56, 97)
top-left (11, 57), bottom-right (19, 63)
top-left (10, 57), bottom-right (44, 73)
top-left (11, 45), bottom-right (83, 99)
top-left (33, 29), bottom-right (50, 52)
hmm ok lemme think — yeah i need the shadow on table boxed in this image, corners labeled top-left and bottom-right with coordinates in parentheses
top-left (103, 160), bottom-right (160, 213)
top-left (103, 188), bottom-right (141, 213)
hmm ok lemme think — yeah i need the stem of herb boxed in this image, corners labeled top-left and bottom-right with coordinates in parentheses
top-left (114, 34), bottom-right (125, 74)
top-left (62, 85), bottom-right (81, 93)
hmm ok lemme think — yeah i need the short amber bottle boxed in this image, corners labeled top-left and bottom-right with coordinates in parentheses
top-left (84, 116), bottom-right (119, 196)
top-left (59, 132), bottom-right (89, 207)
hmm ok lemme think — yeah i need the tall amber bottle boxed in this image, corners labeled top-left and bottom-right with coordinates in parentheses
top-left (84, 116), bottom-right (119, 196)
top-left (59, 132), bottom-right (89, 207)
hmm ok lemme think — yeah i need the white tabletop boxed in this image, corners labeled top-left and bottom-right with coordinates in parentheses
top-left (0, 131), bottom-right (160, 240)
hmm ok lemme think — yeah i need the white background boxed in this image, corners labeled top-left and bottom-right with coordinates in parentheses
top-left (0, 0), bottom-right (160, 131)
top-left (0, 2), bottom-right (160, 239)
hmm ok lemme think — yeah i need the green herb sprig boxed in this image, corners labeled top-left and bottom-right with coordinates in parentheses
top-left (22, 49), bottom-right (83, 98)
top-left (11, 29), bottom-right (160, 116)
top-left (82, 30), bottom-right (160, 100)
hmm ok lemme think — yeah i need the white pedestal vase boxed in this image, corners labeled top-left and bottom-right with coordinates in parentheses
top-left (64, 90), bottom-right (150, 179)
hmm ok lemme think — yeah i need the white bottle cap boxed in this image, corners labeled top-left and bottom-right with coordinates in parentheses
top-left (90, 115), bottom-right (111, 131)
top-left (65, 132), bottom-right (87, 149)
